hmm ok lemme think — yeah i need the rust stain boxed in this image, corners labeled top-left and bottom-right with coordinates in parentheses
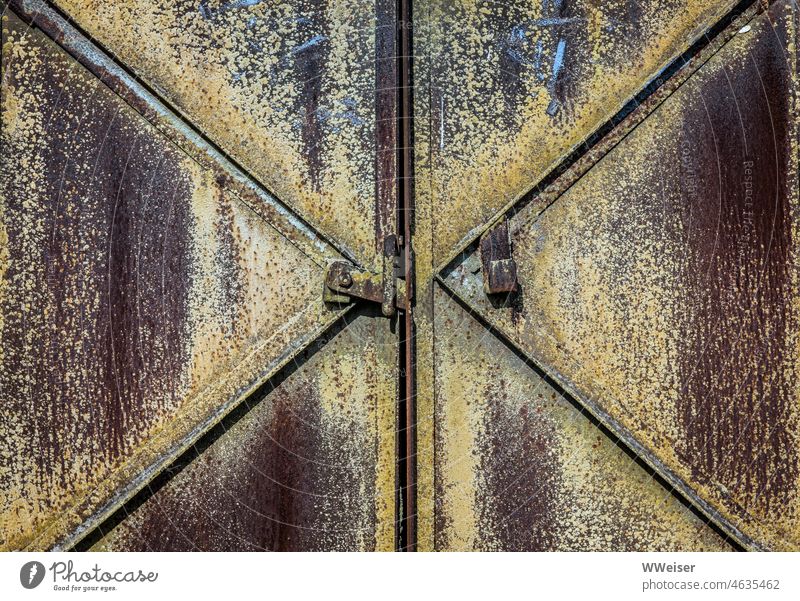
top-left (426, 0), bottom-right (738, 266)
top-left (433, 286), bottom-right (733, 551)
top-left (92, 314), bottom-right (396, 551)
top-left (50, 0), bottom-right (381, 269)
top-left (0, 11), bottom-right (345, 550)
top-left (5, 0), bottom-right (792, 554)
top-left (374, 0), bottom-right (398, 255)
top-left (442, 0), bottom-right (800, 550)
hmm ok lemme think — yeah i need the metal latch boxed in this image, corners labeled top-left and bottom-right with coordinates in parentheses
top-left (323, 236), bottom-right (411, 317)
top-left (480, 219), bottom-right (518, 294)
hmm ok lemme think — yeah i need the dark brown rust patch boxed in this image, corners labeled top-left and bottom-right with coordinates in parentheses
top-left (291, 0), bottom-right (332, 194)
top-left (1, 10), bottom-right (192, 529)
top-left (440, 0), bottom-right (800, 550)
top-left (675, 0), bottom-right (798, 519)
top-left (209, 187), bottom-right (246, 331)
top-left (432, 287), bottom-right (734, 550)
top-left (476, 375), bottom-right (559, 551)
top-left (1, 9), bottom-right (340, 550)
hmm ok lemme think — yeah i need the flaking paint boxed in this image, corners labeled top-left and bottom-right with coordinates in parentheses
top-left (91, 313), bottom-right (396, 552)
top-left (443, 0), bottom-right (800, 550)
top-left (426, 0), bottom-right (738, 267)
top-left (0, 12), bottom-right (353, 550)
top-left (433, 286), bottom-right (734, 551)
top-left (52, 0), bottom-right (382, 268)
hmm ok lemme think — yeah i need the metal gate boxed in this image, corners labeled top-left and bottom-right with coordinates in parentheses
top-left (1, 0), bottom-right (798, 551)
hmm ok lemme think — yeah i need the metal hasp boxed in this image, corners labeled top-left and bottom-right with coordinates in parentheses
top-left (324, 257), bottom-right (410, 316)
top-left (479, 219), bottom-right (518, 295)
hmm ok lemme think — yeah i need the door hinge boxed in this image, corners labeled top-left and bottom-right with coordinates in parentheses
top-left (324, 236), bottom-right (412, 317)
top-left (480, 218), bottom-right (518, 294)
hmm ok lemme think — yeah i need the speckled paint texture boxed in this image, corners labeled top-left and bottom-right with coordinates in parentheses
top-left (3, 0), bottom-right (799, 553)
top-left (443, 0), bottom-right (800, 550)
top-left (426, 0), bottom-right (738, 267)
top-left (51, 0), bottom-right (382, 268)
top-left (91, 313), bottom-right (397, 552)
top-left (0, 11), bottom-right (365, 550)
top-left (432, 286), bottom-right (734, 551)
top-left (414, 0), bottom-right (744, 549)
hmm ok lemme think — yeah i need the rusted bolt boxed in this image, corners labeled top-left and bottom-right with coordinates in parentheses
top-left (337, 272), bottom-right (353, 288)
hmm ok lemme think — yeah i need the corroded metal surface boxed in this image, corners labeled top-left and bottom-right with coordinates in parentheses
top-left (0, 11), bottom-right (350, 550)
top-left (49, 0), bottom-right (383, 268)
top-left (4, 0), bottom-right (793, 554)
top-left (442, 0), bottom-right (800, 550)
top-left (480, 220), bottom-right (518, 294)
top-left (8, 0), bottom-right (345, 272)
top-left (426, 0), bottom-right (738, 267)
top-left (433, 286), bottom-right (734, 551)
top-left (90, 313), bottom-right (397, 551)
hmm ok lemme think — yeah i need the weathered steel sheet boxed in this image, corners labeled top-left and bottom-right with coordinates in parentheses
top-left (48, 0), bottom-right (384, 269)
top-left (90, 313), bottom-right (397, 551)
top-left (433, 286), bottom-right (734, 551)
top-left (442, 0), bottom-right (799, 550)
top-left (425, 0), bottom-right (738, 267)
top-left (0, 12), bottom-right (348, 550)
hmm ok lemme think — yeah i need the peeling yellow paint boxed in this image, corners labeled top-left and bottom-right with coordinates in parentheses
top-left (442, 1), bottom-right (800, 551)
top-left (433, 286), bottom-right (733, 551)
top-left (0, 12), bottom-right (352, 551)
top-left (426, 0), bottom-right (738, 267)
top-left (53, 0), bottom-right (381, 268)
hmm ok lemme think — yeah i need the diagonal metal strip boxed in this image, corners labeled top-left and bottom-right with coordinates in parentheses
top-left (0, 7), bottom-right (356, 550)
top-left (43, 0), bottom-right (384, 270)
top-left (436, 274), bottom-right (760, 550)
top-left (429, 0), bottom-right (762, 276)
top-left (412, 0), bottom-right (766, 552)
top-left (431, 283), bottom-right (738, 551)
top-left (7, 0), bottom-right (353, 270)
top-left (439, 0), bottom-right (800, 551)
top-left (79, 309), bottom-right (398, 552)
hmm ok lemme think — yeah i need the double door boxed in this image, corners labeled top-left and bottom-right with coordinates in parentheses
top-left (1, 0), bottom-right (798, 551)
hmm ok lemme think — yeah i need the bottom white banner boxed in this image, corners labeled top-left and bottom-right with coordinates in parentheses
top-left (1, 552), bottom-right (796, 600)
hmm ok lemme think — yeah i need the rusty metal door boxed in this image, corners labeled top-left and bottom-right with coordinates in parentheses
top-left (2, 0), bottom-right (799, 552)
top-left (414, 0), bottom-right (800, 551)
top-left (1, 0), bottom-right (402, 551)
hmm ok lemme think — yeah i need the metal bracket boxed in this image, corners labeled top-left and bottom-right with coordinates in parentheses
top-left (480, 218), bottom-right (518, 294)
top-left (324, 252), bottom-right (411, 317)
